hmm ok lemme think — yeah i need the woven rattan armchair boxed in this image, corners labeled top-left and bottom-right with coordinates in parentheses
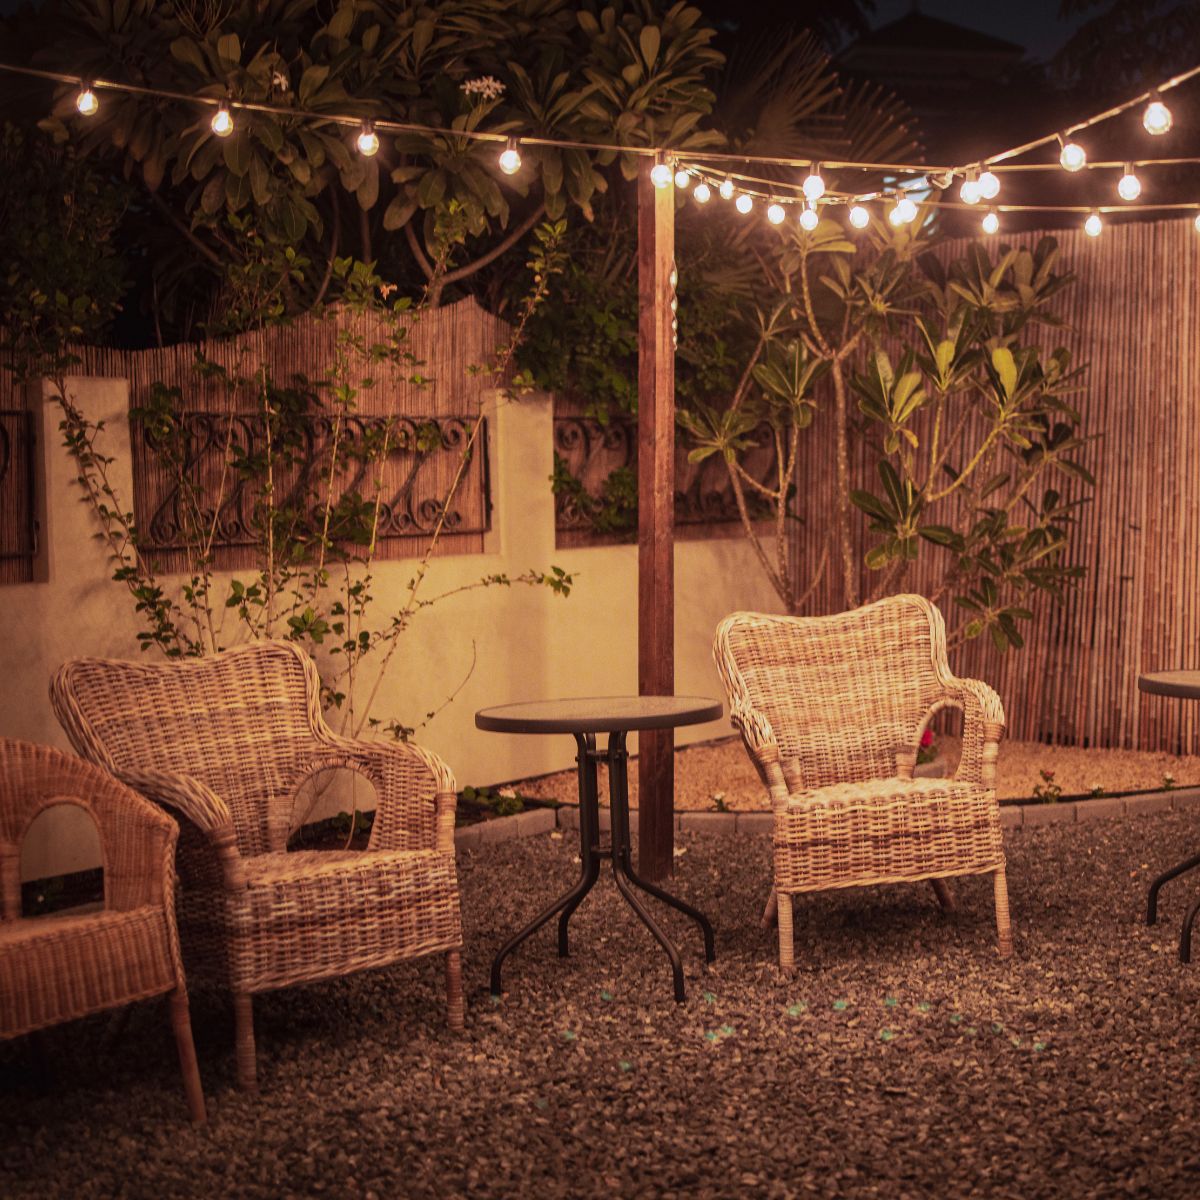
top-left (51, 641), bottom-right (464, 1091)
top-left (0, 737), bottom-right (206, 1121)
top-left (714, 595), bottom-right (1011, 969)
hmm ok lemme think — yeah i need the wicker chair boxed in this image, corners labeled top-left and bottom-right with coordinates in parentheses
top-left (50, 641), bottom-right (464, 1091)
top-left (0, 737), bottom-right (206, 1121)
top-left (713, 595), bottom-right (1012, 969)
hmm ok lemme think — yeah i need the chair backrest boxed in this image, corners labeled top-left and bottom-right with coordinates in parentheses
top-left (0, 737), bottom-right (174, 920)
top-left (714, 595), bottom-right (953, 791)
top-left (51, 641), bottom-right (325, 856)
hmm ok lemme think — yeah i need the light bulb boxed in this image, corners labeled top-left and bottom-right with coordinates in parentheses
top-left (889, 196), bottom-right (917, 226)
top-left (1117, 165), bottom-right (1140, 201)
top-left (960, 177), bottom-right (982, 205)
top-left (1084, 211), bottom-right (1103, 238)
top-left (1143, 98), bottom-right (1172, 136)
top-left (357, 122), bottom-right (380, 157)
top-left (498, 138), bottom-right (522, 175)
top-left (802, 168), bottom-right (825, 202)
top-left (1059, 140), bottom-right (1086, 172)
top-left (211, 105), bottom-right (234, 138)
top-left (735, 193), bottom-right (753, 214)
top-left (719, 178), bottom-right (734, 200)
top-left (848, 204), bottom-right (870, 229)
top-left (650, 162), bottom-right (673, 189)
top-left (978, 170), bottom-right (1000, 200)
top-left (75, 85), bottom-right (98, 116)
top-left (693, 182), bottom-right (711, 204)
top-left (674, 168), bottom-right (690, 189)
top-left (799, 206), bottom-right (819, 231)
top-left (767, 202), bottom-right (785, 225)
top-left (981, 211), bottom-right (999, 235)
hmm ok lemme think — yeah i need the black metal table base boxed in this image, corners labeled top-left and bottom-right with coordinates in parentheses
top-left (1146, 850), bottom-right (1200, 962)
top-left (490, 731), bottom-right (715, 1002)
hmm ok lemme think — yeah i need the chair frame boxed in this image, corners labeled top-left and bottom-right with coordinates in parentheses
top-left (0, 737), bottom-right (206, 1122)
top-left (714, 595), bottom-right (1012, 968)
top-left (51, 641), bottom-right (464, 1090)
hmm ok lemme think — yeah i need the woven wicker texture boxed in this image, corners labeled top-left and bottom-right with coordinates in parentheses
top-left (0, 737), bottom-right (205, 1121)
top-left (50, 641), bottom-right (464, 1090)
top-left (713, 595), bottom-right (1011, 966)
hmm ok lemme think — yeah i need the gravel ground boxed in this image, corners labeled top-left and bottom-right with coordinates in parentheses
top-left (4, 812), bottom-right (1200, 1198)
top-left (512, 736), bottom-right (1200, 810)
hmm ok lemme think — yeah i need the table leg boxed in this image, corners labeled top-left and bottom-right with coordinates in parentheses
top-left (1146, 850), bottom-right (1200, 926)
top-left (490, 733), bottom-right (602, 996)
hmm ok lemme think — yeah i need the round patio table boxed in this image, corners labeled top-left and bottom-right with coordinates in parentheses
top-left (476, 696), bottom-right (722, 1002)
top-left (1139, 671), bottom-right (1200, 961)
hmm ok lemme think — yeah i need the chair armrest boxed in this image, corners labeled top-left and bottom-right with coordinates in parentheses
top-left (913, 677), bottom-right (1005, 788)
top-left (115, 767), bottom-right (246, 890)
top-left (728, 703), bottom-right (792, 811)
top-left (311, 737), bottom-right (457, 854)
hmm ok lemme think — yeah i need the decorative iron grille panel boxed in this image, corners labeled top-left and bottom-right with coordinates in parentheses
top-left (0, 409), bottom-right (37, 571)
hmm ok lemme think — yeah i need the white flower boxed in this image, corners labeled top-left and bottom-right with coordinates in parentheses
top-left (271, 71), bottom-right (290, 93)
top-left (497, 787), bottom-right (517, 799)
top-left (461, 75), bottom-right (505, 101)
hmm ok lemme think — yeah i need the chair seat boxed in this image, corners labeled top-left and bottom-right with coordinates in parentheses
top-left (201, 848), bottom-right (463, 995)
top-left (0, 907), bottom-right (177, 1038)
top-left (774, 775), bottom-right (1004, 893)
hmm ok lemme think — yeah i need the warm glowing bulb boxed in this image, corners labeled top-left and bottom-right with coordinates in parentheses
top-left (357, 123), bottom-right (380, 157)
top-left (211, 106), bottom-right (234, 137)
top-left (799, 206), bottom-right (819, 231)
top-left (848, 204), bottom-right (870, 229)
top-left (1084, 212), bottom-right (1103, 238)
top-left (981, 211), bottom-right (1000, 235)
top-left (960, 177), bottom-right (982, 205)
top-left (75, 86), bottom-right (98, 116)
top-left (802, 170), bottom-right (825, 202)
top-left (1117, 166), bottom-right (1141, 201)
top-left (498, 139), bottom-right (522, 175)
top-left (1143, 99), bottom-right (1172, 135)
top-left (889, 196), bottom-right (917, 226)
top-left (767, 202), bottom-right (785, 225)
top-left (735, 193), bottom-right (753, 214)
top-left (719, 178), bottom-right (734, 200)
top-left (693, 182), bottom-right (711, 204)
top-left (650, 162), bottom-right (673, 189)
top-left (674, 168), bottom-right (690, 189)
top-left (1059, 140), bottom-right (1086, 171)
top-left (978, 170), bottom-right (1000, 200)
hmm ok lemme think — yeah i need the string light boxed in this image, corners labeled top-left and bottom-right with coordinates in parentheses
top-left (802, 165), bottom-right (825, 202)
top-left (1117, 163), bottom-right (1141, 201)
top-left (650, 159), bottom-right (673, 189)
top-left (1143, 94), bottom-right (1173, 135)
top-left (1059, 137), bottom-right (1087, 172)
top-left (978, 169), bottom-right (1000, 199)
top-left (498, 137), bottom-right (521, 175)
top-left (959, 170), bottom-right (982, 205)
top-left (1084, 211), bottom-right (1103, 237)
top-left (719, 177), bottom-right (734, 200)
top-left (693, 181), bottom-right (711, 204)
top-left (75, 83), bottom-right (98, 116)
top-left (767, 202), bottom-right (785, 225)
top-left (211, 104), bottom-right (234, 138)
top-left (357, 121), bottom-right (380, 157)
top-left (799, 204), bottom-right (819, 231)
top-left (735, 193), bottom-right (753, 214)
top-left (982, 210), bottom-right (1000, 235)
top-left (889, 195), bottom-right (918, 225)
top-left (848, 204), bottom-right (870, 229)
top-left (674, 167), bottom-right (690, 189)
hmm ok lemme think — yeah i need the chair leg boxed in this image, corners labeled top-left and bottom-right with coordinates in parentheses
top-left (233, 992), bottom-right (258, 1092)
top-left (993, 867), bottom-right (1013, 958)
top-left (777, 892), bottom-right (795, 972)
top-left (445, 949), bottom-right (465, 1032)
top-left (168, 989), bottom-right (207, 1124)
top-left (930, 877), bottom-right (956, 913)
top-left (761, 886), bottom-right (779, 929)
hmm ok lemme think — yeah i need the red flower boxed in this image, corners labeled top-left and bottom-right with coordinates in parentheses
top-left (920, 729), bottom-right (934, 748)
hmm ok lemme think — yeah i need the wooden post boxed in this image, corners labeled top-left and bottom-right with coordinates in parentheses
top-left (637, 158), bottom-right (676, 882)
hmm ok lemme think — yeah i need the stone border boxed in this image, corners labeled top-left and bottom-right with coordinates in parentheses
top-left (454, 787), bottom-right (1200, 849)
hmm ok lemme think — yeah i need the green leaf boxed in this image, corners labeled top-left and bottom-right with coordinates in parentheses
top-left (639, 25), bottom-right (661, 65)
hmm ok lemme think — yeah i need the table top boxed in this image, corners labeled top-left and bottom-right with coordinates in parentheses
top-left (1138, 671), bottom-right (1200, 700)
top-left (475, 695), bottom-right (723, 735)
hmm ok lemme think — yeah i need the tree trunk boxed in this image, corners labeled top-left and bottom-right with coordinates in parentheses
top-left (831, 361), bottom-right (859, 608)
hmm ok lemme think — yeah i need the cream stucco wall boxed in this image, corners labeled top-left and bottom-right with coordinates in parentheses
top-left (1, 379), bottom-right (783, 880)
